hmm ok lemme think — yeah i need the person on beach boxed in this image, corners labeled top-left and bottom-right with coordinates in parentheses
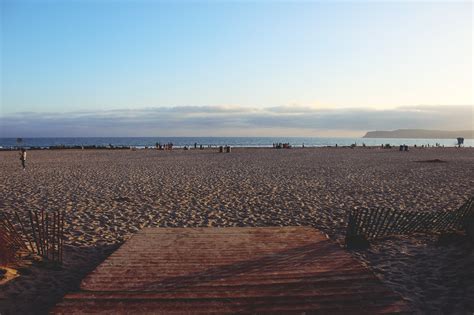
top-left (19, 148), bottom-right (26, 170)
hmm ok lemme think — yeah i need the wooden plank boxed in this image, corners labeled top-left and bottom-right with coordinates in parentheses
top-left (52, 227), bottom-right (409, 314)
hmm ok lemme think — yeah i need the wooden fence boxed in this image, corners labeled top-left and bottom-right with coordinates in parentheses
top-left (0, 213), bottom-right (28, 265)
top-left (346, 197), bottom-right (473, 246)
top-left (0, 209), bottom-right (64, 265)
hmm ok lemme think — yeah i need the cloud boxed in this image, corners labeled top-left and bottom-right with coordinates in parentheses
top-left (0, 105), bottom-right (472, 137)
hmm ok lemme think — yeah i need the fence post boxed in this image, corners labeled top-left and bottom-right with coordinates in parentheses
top-left (345, 210), bottom-right (370, 249)
top-left (464, 199), bottom-right (474, 242)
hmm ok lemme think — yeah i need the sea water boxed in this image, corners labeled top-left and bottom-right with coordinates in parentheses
top-left (0, 137), bottom-right (472, 149)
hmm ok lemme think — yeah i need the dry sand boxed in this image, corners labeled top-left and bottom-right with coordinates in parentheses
top-left (0, 147), bottom-right (473, 314)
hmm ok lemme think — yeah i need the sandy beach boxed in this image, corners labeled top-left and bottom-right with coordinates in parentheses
top-left (0, 147), bottom-right (473, 314)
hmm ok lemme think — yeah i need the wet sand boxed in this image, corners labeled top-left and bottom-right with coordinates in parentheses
top-left (0, 147), bottom-right (473, 314)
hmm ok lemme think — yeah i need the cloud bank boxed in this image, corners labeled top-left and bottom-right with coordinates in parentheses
top-left (0, 105), bottom-right (472, 137)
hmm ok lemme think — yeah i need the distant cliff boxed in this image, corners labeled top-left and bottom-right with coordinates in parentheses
top-left (363, 129), bottom-right (474, 139)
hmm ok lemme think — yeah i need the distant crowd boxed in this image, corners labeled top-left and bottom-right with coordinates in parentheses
top-left (273, 143), bottom-right (292, 149)
top-left (155, 142), bottom-right (174, 150)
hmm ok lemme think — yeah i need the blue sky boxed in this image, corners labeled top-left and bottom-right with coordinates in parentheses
top-left (1, 0), bottom-right (472, 136)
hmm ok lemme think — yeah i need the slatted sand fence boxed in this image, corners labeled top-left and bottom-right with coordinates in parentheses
top-left (345, 197), bottom-right (474, 248)
top-left (53, 227), bottom-right (409, 314)
top-left (0, 213), bottom-right (28, 265)
top-left (0, 209), bottom-right (65, 264)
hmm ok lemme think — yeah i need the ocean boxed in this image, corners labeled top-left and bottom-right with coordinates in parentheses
top-left (0, 137), bottom-right (471, 149)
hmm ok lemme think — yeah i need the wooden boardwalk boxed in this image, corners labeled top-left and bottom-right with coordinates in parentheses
top-left (52, 227), bottom-right (408, 314)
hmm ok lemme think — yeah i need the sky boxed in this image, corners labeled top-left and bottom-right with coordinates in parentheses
top-left (0, 0), bottom-right (473, 137)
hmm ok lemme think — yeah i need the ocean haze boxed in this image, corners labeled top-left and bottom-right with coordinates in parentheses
top-left (0, 105), bottom-right (472, 138)
top-left (364, 129), bottom-right (474, 139)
